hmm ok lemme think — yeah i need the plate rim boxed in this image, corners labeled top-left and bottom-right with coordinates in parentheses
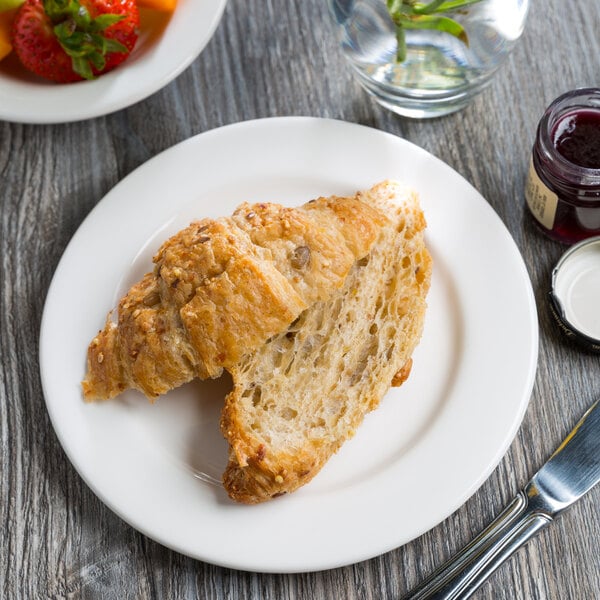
top-left (39, 116), bottom-right (539, 572)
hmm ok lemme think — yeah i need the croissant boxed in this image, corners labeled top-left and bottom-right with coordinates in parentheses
top-left (82, 193), bottom-right (388, 400)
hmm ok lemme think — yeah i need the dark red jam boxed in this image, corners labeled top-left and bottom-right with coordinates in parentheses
top-left (525, 89), bottom-right (600, 244)
top-left (553, 110), bottom-right (600, 169)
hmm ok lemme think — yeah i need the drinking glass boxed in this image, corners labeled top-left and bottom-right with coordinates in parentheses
top-left (328, 0), bottom-right (529, 118)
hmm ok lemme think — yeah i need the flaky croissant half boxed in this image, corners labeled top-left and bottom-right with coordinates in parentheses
top-left (82, 192), bottom-right (388, 401)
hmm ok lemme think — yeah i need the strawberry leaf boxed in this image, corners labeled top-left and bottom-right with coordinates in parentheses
top-left (71, 54), bottom-right (93, 79)
top-left (92, 13), bottom-right (125, 31)
top-left (102, 37), bottom-right (128, 54)
top-left (87, 50), bottom-right (106, 70)
top-left (45, 0), bottom-right (131, 79)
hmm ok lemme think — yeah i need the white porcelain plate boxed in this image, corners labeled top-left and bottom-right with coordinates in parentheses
top-left (0, 0), bottom-right (226, 123)
top-left (40, 117), bottom-right (538, 573)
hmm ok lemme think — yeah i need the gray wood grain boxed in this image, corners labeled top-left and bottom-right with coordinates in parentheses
top-left (2, 0), bottom-right (600, 598)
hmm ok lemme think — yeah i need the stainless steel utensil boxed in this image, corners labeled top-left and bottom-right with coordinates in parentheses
top-left (404, 399), bottom-right (600, 600)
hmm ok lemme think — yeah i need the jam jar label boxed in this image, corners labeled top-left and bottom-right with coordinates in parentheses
top-left (525, 158), bottom-right (558, 230)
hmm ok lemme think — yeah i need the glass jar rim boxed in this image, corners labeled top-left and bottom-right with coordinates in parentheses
top-left (537, 87), bottom-right (600, 185)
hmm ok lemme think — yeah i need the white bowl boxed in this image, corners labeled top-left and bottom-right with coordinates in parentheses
top-left (0, 0), bottom-right (227, 124)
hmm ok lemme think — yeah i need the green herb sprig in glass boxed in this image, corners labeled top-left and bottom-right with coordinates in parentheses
top-left (386, 0), bottom-right (483, 62)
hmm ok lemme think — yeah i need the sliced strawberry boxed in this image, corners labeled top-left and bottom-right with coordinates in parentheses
top-left (11, 0), bottom-right (139, 83)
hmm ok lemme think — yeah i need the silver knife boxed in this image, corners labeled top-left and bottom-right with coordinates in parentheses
top-left (404, 398), bottom-right (600, 600)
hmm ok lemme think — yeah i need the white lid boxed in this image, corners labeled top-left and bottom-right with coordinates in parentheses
top-left (551, 236), bottom-right (600, 349)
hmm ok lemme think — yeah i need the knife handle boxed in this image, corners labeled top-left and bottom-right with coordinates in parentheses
top-left (403, 490), bottom-right (553, 600)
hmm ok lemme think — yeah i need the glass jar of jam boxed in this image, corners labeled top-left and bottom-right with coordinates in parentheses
top-left (525, 88), bottom-right (600, 244)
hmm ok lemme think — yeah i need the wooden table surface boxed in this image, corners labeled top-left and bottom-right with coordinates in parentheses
top-left (2, 0), bottom-right (600, 598)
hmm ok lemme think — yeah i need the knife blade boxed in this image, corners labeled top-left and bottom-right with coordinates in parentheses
top-left (403, 398), bottom-right (600, 600)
